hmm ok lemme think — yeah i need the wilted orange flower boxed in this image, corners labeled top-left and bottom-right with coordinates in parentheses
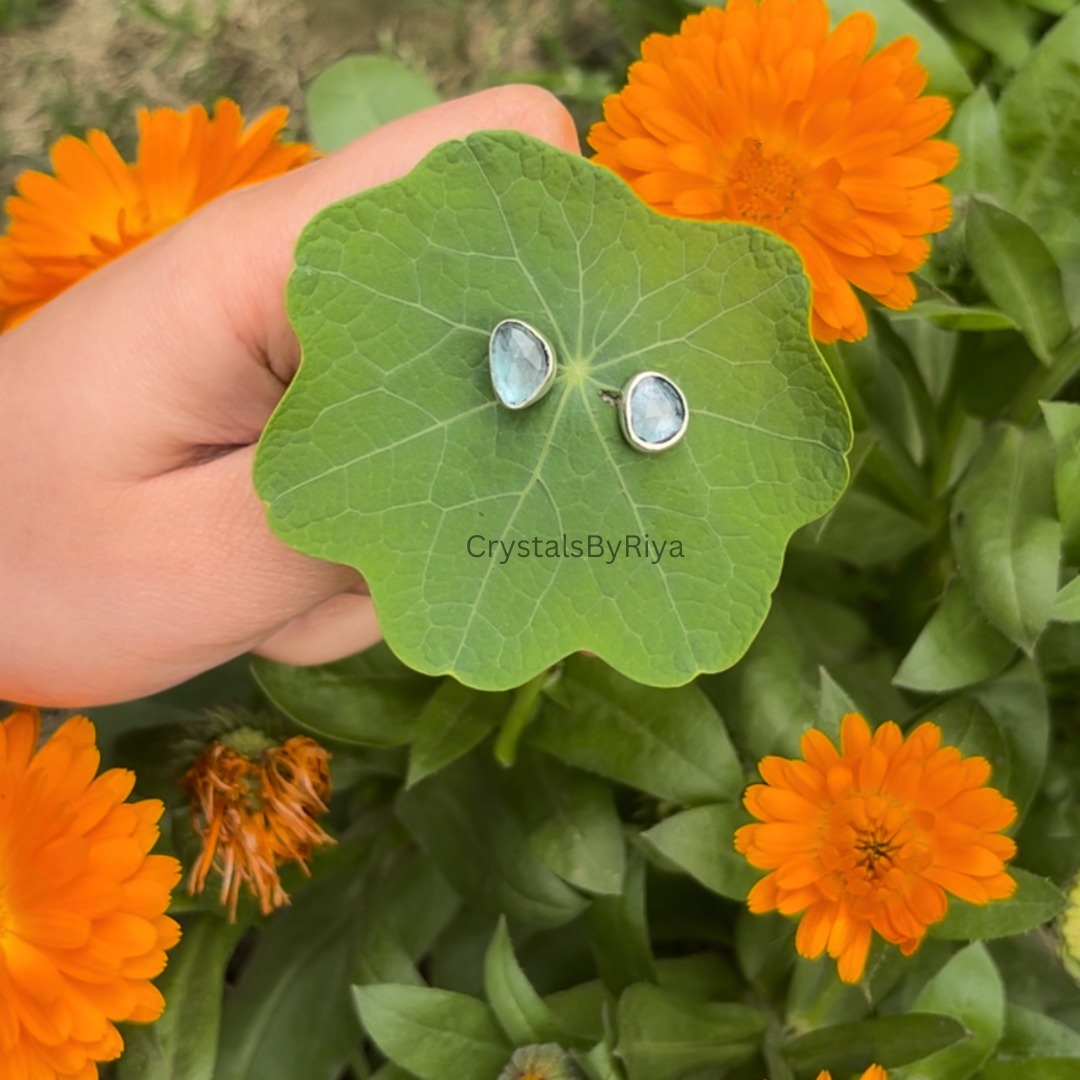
top-left (184, 731), bottom-right (334, 920)
top-left (588, 0), bottom-right (958, 343)
top-left (0, 99), bottom-right (313, 331)
top-left (735, 713), bottom-right (1016, 983)
top-left (0, 706), bottom-right (181, 1080)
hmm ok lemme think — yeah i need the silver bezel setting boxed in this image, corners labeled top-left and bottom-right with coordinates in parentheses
top-left (489, 318), bottom-right (557, 410)
top-left (618, 370), bottom-right (689, 453)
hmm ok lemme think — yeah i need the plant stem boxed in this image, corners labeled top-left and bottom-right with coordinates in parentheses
top-left (494, 669), bottom-right (549, 767)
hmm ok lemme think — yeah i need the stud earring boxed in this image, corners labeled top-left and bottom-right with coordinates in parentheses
top-left (489, 319), bottom-right (556, 410)
top-left (618, 371), bottom-right (689, 452)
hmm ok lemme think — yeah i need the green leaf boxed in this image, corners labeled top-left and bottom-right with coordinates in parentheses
top-left (306, 54), bottom-right (439, 152)
top-left (529, 656), bottom-right (742, 804)
top-left (969, 665), bottom-right (1049, 817)
top-left (892, 943), bottom-right (1005, 1080)
top-left (406, 680), bottom-right (509, 787)
top-left (116, 915), bottom-right (240, 1080)
top-left (983, 1062), bottom-right (1080, 1080)
top-left (251, 642), bottom-right (439, 746)
top-left (784, 1014), bottom-right (969, 1077)
top-left (951, 424), bottom-right (1061, 653)
top-left (615, 984), bottom-right (767, 1080)
top-left (587, 848), bottom-right (657, 995)
top-left (817, 668), bottom-right (858, 734)
top-left (999, 1003), bottom-right (1080, 1058)
top-left (484, 918), bottom-right (574, 1047)
top-left (806, 487), bottom-right (935, 567)
top-left (255, 131), bottom-right (851, 691)
top-left (894, 577), bottom-right (1016, 692)
top-left (717, 591), bottom-right (907, 761)
top-left (736, 909), bottom-right (796, 1002)
top-left (1053, 577), bottom-right (1080, 622)
top-left (892, 300), bottom-right (1018, 333)
top-left (930, 868), bottom-right (1066, 940)
top-left (825, 0), bottom-right (972, 97)
top-left (1001, 8), bottom-right (1080, 273)
top-left (941, 0), bottom-right (1034, 68)
top-left (1042, 401), bottom-right (1080, 561)
top-left (655, 954), bottom-right (742, 1001)
top-left (1024, 0), bottom-right (1077, 13)
top-left (640, 804), bottom-right (759, 902)
top-left (544, 982), bottom-right (616, 1046)
top-left (965, 199), bottom-right (1071, 364)
top-left (578, 1040), bottom-right (624, 1080)
top-left (215, 848), bottom-right (370, 1080)
top-left (947, 86), bottom-right (1013, 204)
top-left (397, 749), bottom-right (587, 930)
top-left (523, 752), bottom-right (626, 896)
top-left (353, 984), bottom-right (511, 1080)
top-left (354, 855), bottom-right (460, 987)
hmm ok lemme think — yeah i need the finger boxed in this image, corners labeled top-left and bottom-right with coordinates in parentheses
top-left (4, 86), bottom-right (581, 479)
top-left (252, 593), bottom-right (383, 667)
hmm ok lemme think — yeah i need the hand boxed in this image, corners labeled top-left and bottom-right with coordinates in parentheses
top-left (0, 86), bottom-right (580, 707)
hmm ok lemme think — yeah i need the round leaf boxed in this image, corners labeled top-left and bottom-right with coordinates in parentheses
top-left (255, 132), bottom-right (851, 691)
top-left (306, 55), bottom-right (439, 152)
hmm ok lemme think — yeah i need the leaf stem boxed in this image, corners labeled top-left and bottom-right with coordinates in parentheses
top-left (494, 669), bottom-right (549, 767)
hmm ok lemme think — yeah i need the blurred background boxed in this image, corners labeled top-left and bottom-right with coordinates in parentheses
top-left (0, 0), bottom-right (696, 197)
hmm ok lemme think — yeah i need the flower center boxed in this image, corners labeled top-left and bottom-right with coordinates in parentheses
top-left (854, 826), bottom-right (900, 881)
top-left (726, 138), bottom-right (803, 227)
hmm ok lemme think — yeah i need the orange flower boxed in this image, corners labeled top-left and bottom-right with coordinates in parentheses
top-left (817, 1069), bottom-right (886, 1080)
top-left (0, 99), bottom-right (313, 331)
top-left (735, 713), bottom-right (1017, 983)
top-left (588, 0), bottom-right (958, 343)
top-left (183, 730), bottom-right (334, 920)
top-left (0, 706), bottom-right (181, 1080)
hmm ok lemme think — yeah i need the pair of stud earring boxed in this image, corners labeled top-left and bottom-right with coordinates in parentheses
top-left (488, 319), bottom-right (688, 453)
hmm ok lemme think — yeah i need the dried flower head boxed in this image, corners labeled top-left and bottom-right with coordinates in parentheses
top-left (588, 0), bottom-right (958, 343)
top-left (183, 728), bottom-right (334, 920)
top-left (736, 713), bottom-right (1017, 982)
top-left (0, 99), bottom-right (313, 331)
top-left (499, 1044), bottom-right (584, 1080)
top-left (0, 706), bottom-right (181, 1079)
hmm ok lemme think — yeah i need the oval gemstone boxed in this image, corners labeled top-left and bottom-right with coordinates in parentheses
top-left (626, 373), bottom-right (687, 448)
top-left (490, 320), bottom-right (554, 409)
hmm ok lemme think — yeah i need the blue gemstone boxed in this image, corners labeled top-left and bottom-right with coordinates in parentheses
top-left (490, 320), bottom-right (554, 409)
top-left (626, 373), bottom-right (687, 449)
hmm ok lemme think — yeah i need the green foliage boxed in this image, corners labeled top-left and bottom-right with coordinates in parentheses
top-left (893, 944), bottom-right (1006, 1080)
top-left (614, 984), bottom-right (767, 1080)
top-left (784, 1015), bottom-right (969, 1076)
top-left (950, 424), bottom-right (1061, 653)
top-left (353, 984), bottom-right (512, 1080)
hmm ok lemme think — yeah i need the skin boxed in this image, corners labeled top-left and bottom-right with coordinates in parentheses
top-left (0, 86), bottom-right (580, 707)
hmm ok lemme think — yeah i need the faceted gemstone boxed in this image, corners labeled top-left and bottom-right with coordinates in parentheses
top-left (626, 373), bottom-right (687, 449)
top-left (490, 320), bottom-right (554, 409)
